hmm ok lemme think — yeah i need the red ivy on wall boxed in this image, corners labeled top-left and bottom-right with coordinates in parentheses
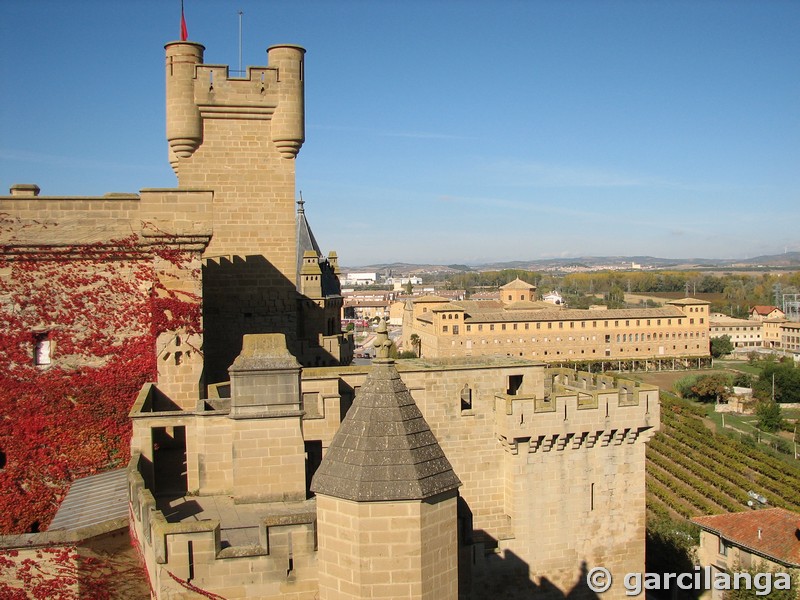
top-left (0, 544), bottom-right (151, 599)
top-left (0, 229), bottom-right (200, 535)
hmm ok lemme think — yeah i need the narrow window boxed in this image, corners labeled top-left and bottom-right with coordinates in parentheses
top-left (305, 441), bottom-right (323, 498)
top-left (507, 374), bottom-right (523, 396)
top-left (287, 533), bottom-right (294, 575)
top-left (460, 384), bottom-right (472, 411)
top-left (34, 333), bottom-right (51, 366)
top-left (188, 541), bottom-right (195, 581)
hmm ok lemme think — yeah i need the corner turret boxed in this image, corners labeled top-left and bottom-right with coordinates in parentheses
top-left (165, 41), bottom-right (204, 169)
top-left (268, 44), bottom-right (306, 159)
top-left (312, 323), bottom-right (460, 599)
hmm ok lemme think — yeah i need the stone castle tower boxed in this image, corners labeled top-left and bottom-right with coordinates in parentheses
top-left (163, 40), bottom-right (351, 382)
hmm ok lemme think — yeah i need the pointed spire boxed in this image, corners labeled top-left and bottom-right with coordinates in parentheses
top-left (373, 319), bottom-right (395, 362)
top-left (311, 360), bottom-right (461, 502)
top-left (297, 191), bottom-right (305, 215)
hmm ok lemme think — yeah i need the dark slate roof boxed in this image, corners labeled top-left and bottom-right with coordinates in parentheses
top-left (311, 360), bottom-right (461, 502)
top-left (48, 469), bottom-right (128, 531)
top-left (296, 198), bottom-right (322, 281)
top-left (296, 199), bottom-right (342, 297)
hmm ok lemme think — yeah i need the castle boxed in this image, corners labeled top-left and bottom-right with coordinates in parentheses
top-left (1, 37), bottom-right (660, 599)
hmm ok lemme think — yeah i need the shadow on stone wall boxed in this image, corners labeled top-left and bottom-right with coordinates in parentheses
top-left (460, 524), bottom-right (602, 600)
top-left (646, 526), bottom-right (701, 600)
top-left (468, 552), bottom-right (602, 600)
top-left (203, 255), bottom-right (344, 386)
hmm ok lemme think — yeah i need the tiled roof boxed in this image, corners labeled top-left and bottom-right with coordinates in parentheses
top-left (455, 300), bottom-right (504, 312)
top-left (504, 300), bottom-right (553, 311)
top-left (413, 295), bottom-right (450, 303)
top-left (666, 297), bottom-right (711, 306)
top-left (430, 303), bottom-right (465, 312)
top-left (500, 277), bottom-right (536, 290)
top-left (709, 317), bottom-right (758, 326)
top-left (469, 292), bottom-right (500, 300)
top-left (692, 508), bottom-right (800, 567)
top-left (458, 306), bottom-right (686, 324)
top-left (310, 361), bottom-right (461, 502)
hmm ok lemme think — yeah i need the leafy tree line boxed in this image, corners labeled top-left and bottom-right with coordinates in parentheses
top-left (445, 269), bottom-right (540, 291)
top-left (752, 360), bottom-right (800, 404)
top-left (443, 269), bottom-right (800, 313)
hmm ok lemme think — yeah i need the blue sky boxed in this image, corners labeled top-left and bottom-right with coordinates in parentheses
top-left (1, 1), bottom-right (798, 266)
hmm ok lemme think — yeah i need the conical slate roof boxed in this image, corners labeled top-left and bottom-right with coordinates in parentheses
top-left (296, 197), bottom-right (322, 279)
top-left (311, 360), bottom-right (461, 502)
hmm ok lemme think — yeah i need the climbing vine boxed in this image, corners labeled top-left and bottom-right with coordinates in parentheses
top-left (0, 544), bottom-right (149, 599)
top-left (0, 219), bottom-right (201, 534)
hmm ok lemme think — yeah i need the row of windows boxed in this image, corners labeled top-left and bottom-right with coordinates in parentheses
top-left (460, 317), bottom-right (704, 333)
top-left (520, 344), bottom-right (702, 356)
top-left (461, 331), bottom-right (707, 345)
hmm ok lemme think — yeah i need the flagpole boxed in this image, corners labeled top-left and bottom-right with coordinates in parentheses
top-left (180, 0), bottom-right (188, 41)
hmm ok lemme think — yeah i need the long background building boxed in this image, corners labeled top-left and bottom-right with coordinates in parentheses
top-left (403, 278), bottom-right (712, 368)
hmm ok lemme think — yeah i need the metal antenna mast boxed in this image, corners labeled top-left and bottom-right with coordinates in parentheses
top-left (238, 10), bottom-right (244, 76)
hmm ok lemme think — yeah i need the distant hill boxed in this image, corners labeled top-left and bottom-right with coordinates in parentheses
top-left (342, 252), bottom-right (800, 273)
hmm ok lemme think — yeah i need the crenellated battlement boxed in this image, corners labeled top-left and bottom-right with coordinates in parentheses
top-left (495, 369), bottom-right (659, 454)
top-left (128, 453), bottom-right (318, 596)
top-left (165, 41), bottom-right (305, 167)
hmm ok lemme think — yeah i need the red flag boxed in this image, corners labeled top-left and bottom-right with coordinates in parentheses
top-left (180, 1), bottom-right (188, 41)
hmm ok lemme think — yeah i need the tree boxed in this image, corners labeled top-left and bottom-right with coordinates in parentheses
top-left (731, 372), bottom-right (753, 388)
top-left (710, 335), bottom-right (734, 358)
top-left (404, 279), bottom-right (413, 294)
top-left (674, 375), bottom-right (699, 398)
top-left (409, 334), bottom-right (420, 357)
top-left (605, 284), bottom-right (626, 308)
top-left (723, 562), bottom-right (796, 600)
top-left (690, 374), bottom-right (732, 403)
top-left (753, 362), bottom-right (800, 404)
top-left (755, 400), bottom-right (783, 433)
